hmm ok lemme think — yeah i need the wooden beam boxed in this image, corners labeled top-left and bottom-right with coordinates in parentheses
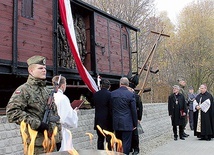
top-left (138, 29), bottom-right (170, 96)
top-left (151, 31), bottom-right (170, 37)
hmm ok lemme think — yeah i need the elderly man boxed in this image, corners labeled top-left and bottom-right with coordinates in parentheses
top-left (6, 55), bottom-right (62, 154)
top-left (168, 85), bottom-right (187, 141)
top-left (111, 77), bottom-right (137, 155)
top-left (193, 84), bottom-right (214, 141)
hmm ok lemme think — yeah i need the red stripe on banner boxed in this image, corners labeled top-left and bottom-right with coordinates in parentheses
top-left (59, 0), bottom-right (98, 93)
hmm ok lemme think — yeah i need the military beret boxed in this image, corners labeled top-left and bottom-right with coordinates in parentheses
top-left (27, 55), bottom-right (46, 66)
top-left (177, 77), bottom-right (185, 82)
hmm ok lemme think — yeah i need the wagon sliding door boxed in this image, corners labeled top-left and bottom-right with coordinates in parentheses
top-left (94, 13), bottom-right (131, 77)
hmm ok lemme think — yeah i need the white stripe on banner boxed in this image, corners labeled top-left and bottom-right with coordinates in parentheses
top-left (59, 0), bottom-right (98, 93)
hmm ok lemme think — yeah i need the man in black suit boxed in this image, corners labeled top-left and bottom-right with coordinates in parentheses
top-left (111, 77), bottom-right (138, 155)
top-left (93, 79), bottom-right (113, 150)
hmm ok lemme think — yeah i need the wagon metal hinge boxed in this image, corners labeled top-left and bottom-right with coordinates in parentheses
top-left (95, 42), bottom-right (105, 55)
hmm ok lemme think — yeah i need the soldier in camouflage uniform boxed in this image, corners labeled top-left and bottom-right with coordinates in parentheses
top-left (178, 78), bottom-right (189, 137)
top-left (6, 55), bottom-right (62, 155)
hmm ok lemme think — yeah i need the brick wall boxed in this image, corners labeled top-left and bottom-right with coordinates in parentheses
top-left (0, 103), bottom-right (171, 155)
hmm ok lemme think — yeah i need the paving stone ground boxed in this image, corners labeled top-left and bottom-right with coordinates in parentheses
top-left (144, 128), bottom-right (214, 155)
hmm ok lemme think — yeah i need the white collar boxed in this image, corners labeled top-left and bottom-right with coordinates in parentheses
top-left (58, 89), bottom-right (64, 94)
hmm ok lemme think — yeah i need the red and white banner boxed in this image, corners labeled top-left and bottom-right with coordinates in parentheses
top-left (59, 0), bottom-right (98, 93)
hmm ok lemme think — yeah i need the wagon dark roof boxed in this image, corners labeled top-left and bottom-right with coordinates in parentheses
top-left (72, 0), bottom-right (140, 32)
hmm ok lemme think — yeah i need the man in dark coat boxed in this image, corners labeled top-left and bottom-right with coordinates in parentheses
top-left (193, 84), bottom-right (214, 141)
top-left (131, 90), bottom-right (143, 155)
top-left (111, 77), bottom-right (138, 155)
top-left (128, 84), bottom-right (143, 155)
top-left (93, 79), bottom-right (113, 150)
top-left (168, 85), bottom-right (187, 140)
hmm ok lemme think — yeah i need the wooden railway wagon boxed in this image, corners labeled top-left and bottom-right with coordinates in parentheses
top-left (0, 0), bottom-right (139, 112)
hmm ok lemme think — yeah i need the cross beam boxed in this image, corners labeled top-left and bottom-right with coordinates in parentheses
top-left (138, 30), bottom-right (170, 96)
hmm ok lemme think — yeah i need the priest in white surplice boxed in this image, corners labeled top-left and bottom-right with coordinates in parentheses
top-left (193, 84), bottom-right (214, 141)
top-left (52, 75), bottom-right (78, 151)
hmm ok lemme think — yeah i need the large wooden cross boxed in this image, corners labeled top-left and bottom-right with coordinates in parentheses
top-left (138, 30), bottom-right (170, 96)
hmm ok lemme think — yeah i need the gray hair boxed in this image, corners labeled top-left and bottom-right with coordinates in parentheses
top-left (173, 85), bottom-right (180, 90)
top-left (120, 77), bottom-right (129, 86)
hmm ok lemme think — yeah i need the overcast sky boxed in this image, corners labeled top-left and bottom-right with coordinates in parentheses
top-left (155, 0), bottom-right (194, 24)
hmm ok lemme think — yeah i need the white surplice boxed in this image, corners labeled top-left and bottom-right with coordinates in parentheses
top-left (193, 99), bottom-right (211, 113)
top-left (54, 89), bottom-right (78, 151)
top-left (193, 98), bottom-right (211, 132)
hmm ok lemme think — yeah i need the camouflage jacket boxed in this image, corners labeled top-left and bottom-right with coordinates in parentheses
top-left (179, 85), bottom-right (188, 104)
top-left (6, 75), bottom-right (62, 146)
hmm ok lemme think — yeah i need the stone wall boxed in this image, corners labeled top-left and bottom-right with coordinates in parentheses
top-left (0, 103), bottom-right (171, 155)
top-left (139, 103), bottom-right (172, 154)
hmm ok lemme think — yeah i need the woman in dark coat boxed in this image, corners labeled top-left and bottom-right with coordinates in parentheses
top-left (168, 85), bottom-right (187, 140)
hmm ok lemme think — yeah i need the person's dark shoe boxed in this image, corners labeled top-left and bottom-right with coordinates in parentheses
top-left (132, 152), bottom-right (139, 155)
top-left (56, 142), bottom-right (61, 151)
top-left (132, 149), bottom-right (139, 155)
top-left (205, 136), bottom-right (211, 140)
top-left (206, 138), bottom-right (211, 141)
top-left (174, 137), bottom-right (178, 141)
top-left (183, 133), bottom-right (189, 137)
top-left (184, 132), bottom-right (189, 135)
top-left (180, 137), bottom-right (185, 140)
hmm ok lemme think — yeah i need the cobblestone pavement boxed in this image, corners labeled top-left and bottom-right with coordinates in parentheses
top-left (145, 129), bottom-right (214, 155)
